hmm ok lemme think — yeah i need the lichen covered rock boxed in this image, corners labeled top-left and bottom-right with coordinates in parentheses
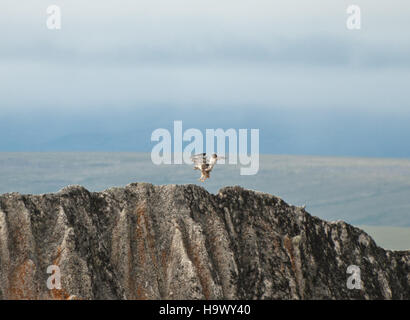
top-left (0, 183), bottom-right (408, 299)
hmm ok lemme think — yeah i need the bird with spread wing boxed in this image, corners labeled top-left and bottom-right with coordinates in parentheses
top-left (190, 153), bottom-right (225, 182)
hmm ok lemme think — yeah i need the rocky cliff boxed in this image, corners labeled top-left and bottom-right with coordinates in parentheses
top-left (0, 183), bottom-right (408, 300)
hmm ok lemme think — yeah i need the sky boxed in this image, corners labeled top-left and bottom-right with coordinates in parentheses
top-left (1, 0), bottom-right (410, 156)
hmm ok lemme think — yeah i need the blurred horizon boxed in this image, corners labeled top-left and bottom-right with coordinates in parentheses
top-left (2, 107), bottom-right (410, 158)
top-left (1, 152), bottom-right (409, 250)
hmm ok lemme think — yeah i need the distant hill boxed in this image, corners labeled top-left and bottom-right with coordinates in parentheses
top-left (2, 107), bottom-right (410, 158)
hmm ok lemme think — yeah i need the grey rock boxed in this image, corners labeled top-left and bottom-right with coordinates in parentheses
top-left (0, 183), bottom-right (408, 300)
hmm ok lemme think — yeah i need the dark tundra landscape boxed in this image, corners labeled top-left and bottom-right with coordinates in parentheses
top-left (0, 183), bottom-right (408, 300)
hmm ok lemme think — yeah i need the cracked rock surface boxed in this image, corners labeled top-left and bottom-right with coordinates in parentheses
top-left (0, 183), bottom-right (408, 299)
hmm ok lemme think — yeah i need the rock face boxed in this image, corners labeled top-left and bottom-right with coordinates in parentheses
top-left (0, 183), bottom-right (408, 300)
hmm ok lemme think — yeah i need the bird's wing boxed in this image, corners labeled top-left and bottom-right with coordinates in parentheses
top-left (190, 153), bottom-right (208, 167)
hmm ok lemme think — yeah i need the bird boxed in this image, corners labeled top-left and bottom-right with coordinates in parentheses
top-left (190, 153), bottom-right (225, 182)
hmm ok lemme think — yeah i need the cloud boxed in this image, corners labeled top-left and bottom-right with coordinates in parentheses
top-left (1, 0), bottom-right (410, 67)
top-left (0, 0), bottom-right (409, 113)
